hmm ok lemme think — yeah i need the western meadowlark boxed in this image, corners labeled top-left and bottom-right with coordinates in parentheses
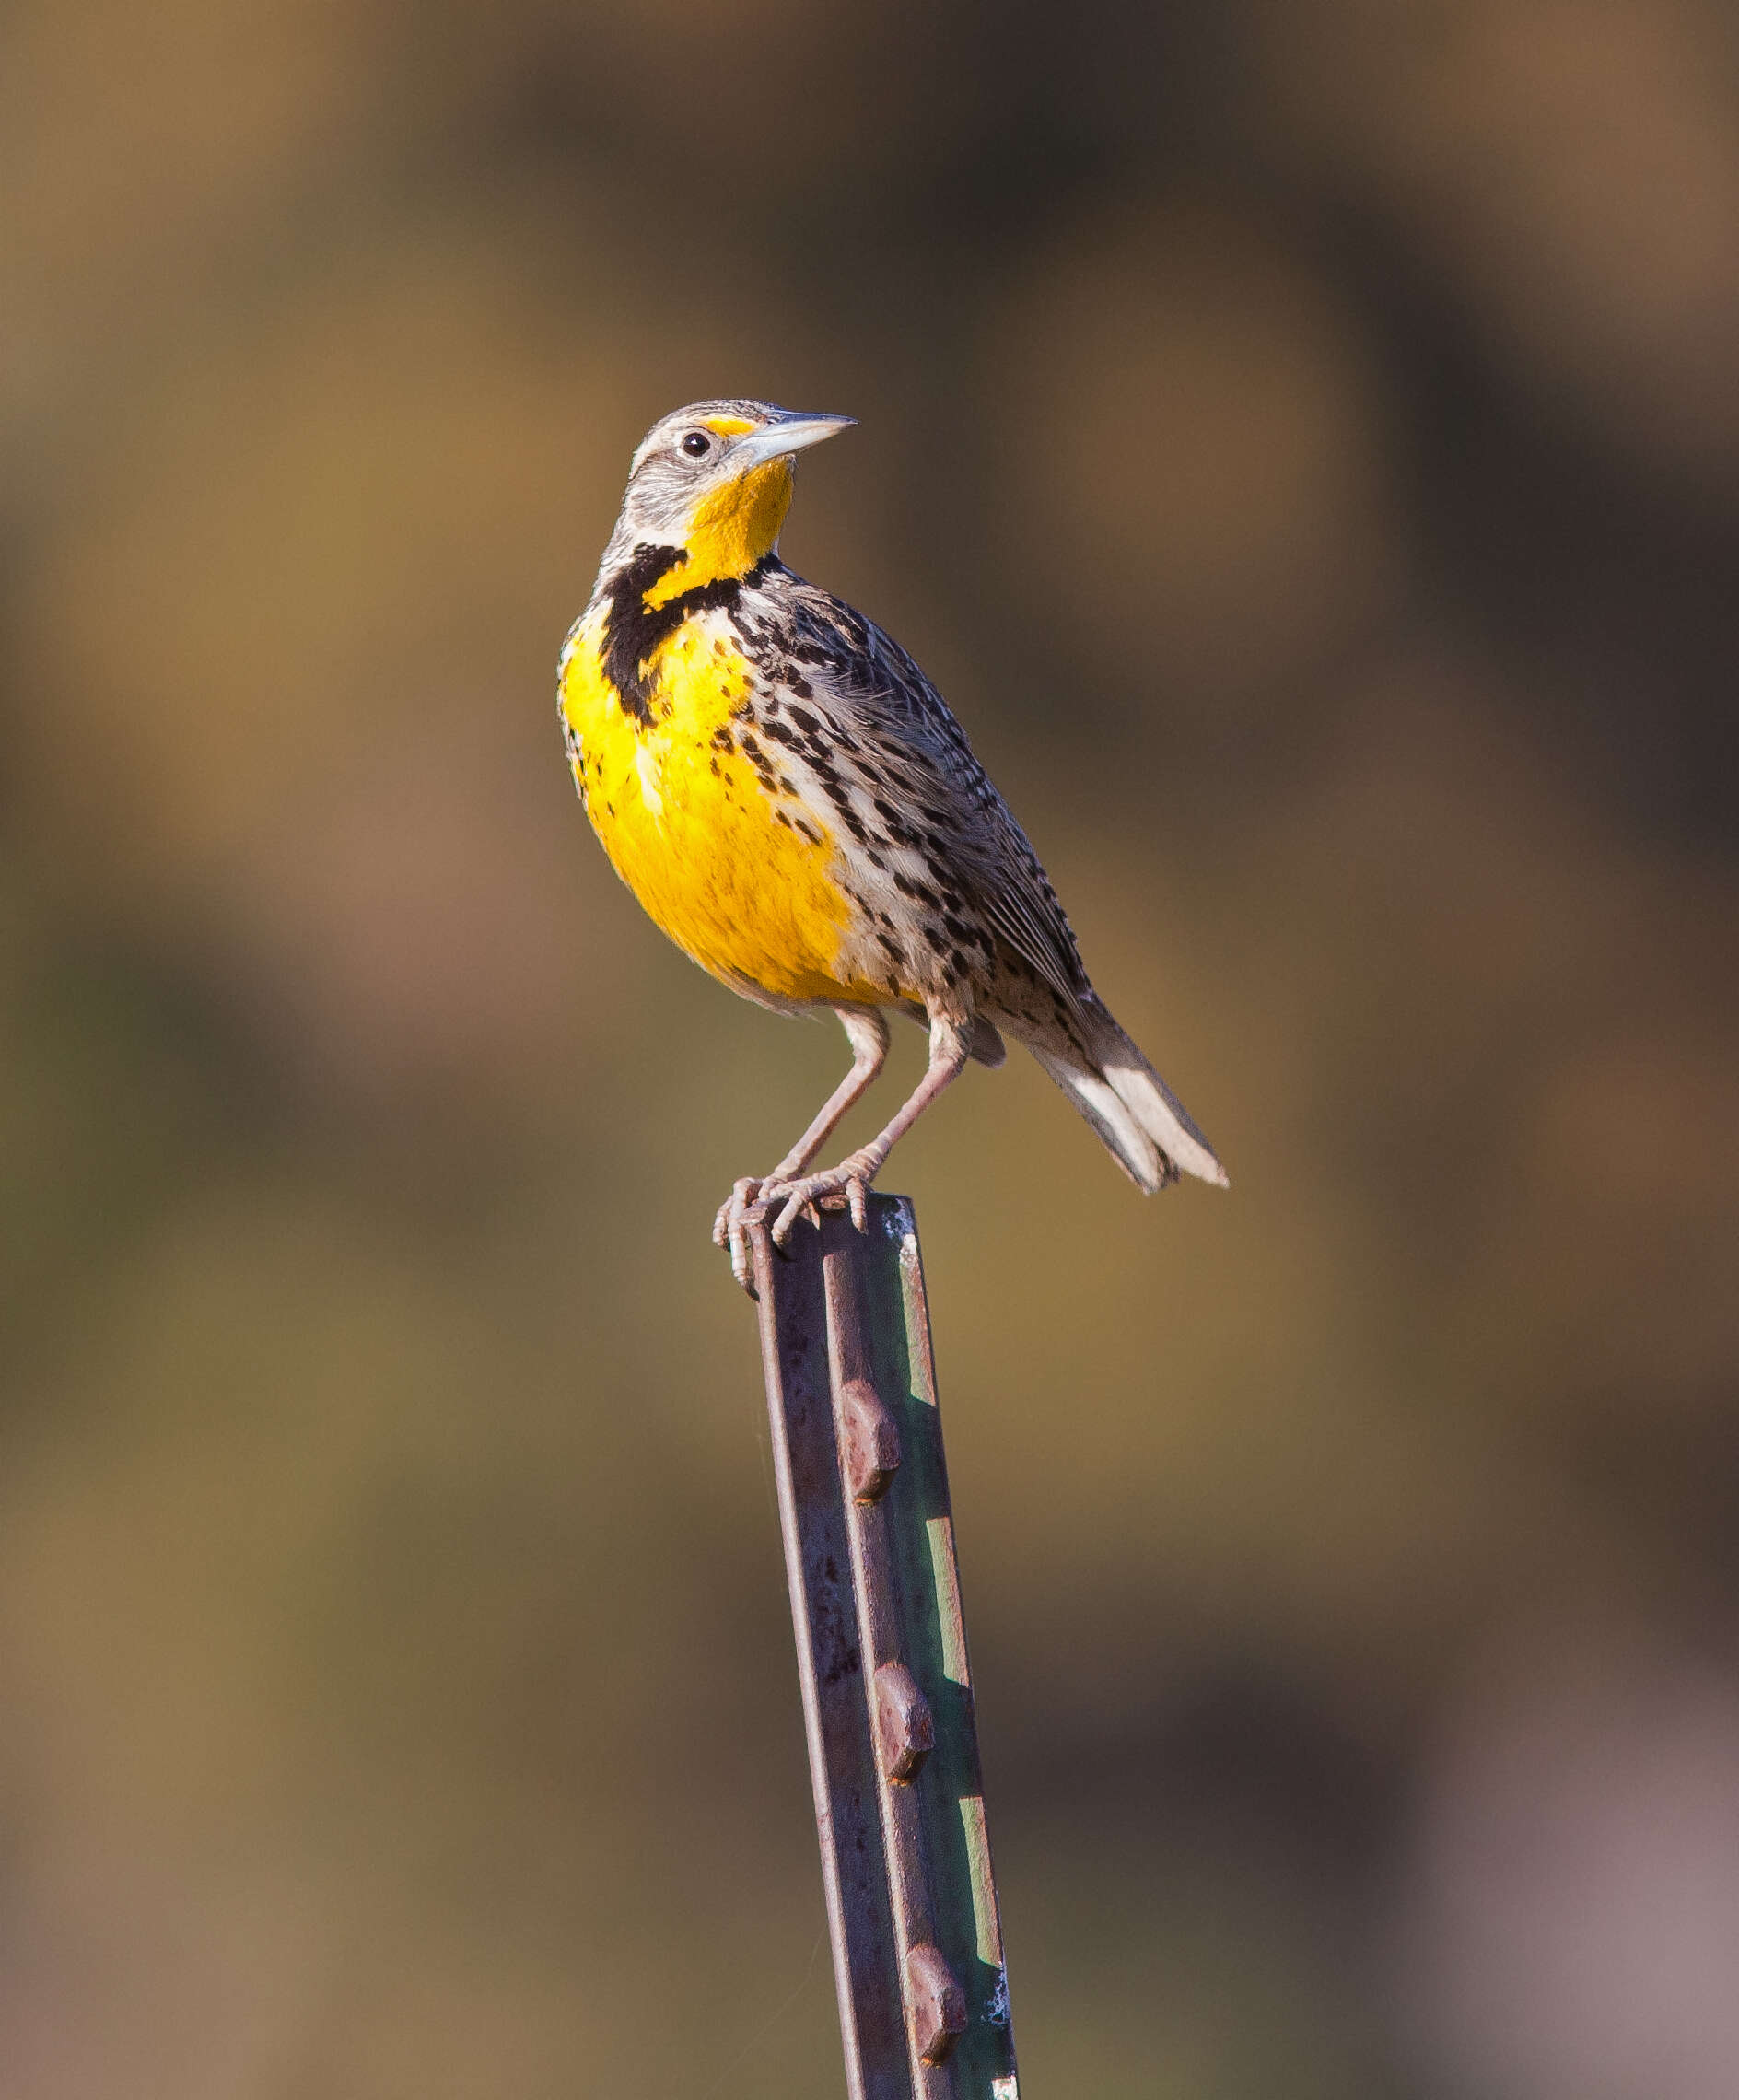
top-left (559, 400), bottom-right (1227, 1286)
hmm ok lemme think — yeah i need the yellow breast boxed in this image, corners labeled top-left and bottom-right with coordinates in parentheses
top-left (559, 609), bottom-right (889, 1009)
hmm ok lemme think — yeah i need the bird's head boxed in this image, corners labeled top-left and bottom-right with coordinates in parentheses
top-left (603, 399), bottom-right (855, 596)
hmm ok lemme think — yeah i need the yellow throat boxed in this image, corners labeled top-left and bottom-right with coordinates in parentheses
top-left (646, 455), bottom-right (795, 604)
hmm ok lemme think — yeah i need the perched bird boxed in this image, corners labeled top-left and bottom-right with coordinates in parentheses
top-left (558, 401), bottom-right (1227, 1286)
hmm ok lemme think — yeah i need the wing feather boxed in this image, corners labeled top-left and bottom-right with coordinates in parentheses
top-left (774, 570), bottom-right (1090, 1007)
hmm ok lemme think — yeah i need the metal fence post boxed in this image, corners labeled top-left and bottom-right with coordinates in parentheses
top-left (750, 1192), bottom-right (1021, 2100)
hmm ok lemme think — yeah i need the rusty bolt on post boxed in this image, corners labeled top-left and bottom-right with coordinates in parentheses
top-left (906, 1942), bottom-right (969, 2066)
top-left (750, 1193), bottom-right (1020, 2100)
top-left (874, 1662), bottom-right (935, 1783)
top-left (842, 1378), bottom-right (902, 1502)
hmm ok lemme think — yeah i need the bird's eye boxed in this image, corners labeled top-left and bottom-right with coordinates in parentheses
top-left (681, 431), bottom-right (713, 459)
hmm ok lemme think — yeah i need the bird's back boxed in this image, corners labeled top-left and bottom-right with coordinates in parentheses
top-left (738, 563), bottom-right (1097, 1011)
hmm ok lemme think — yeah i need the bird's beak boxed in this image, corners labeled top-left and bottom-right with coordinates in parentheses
top-left (734, 412), bottom-right (856, 469)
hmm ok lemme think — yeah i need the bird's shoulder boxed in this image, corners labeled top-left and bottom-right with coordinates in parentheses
top-left (738, 565), bottom-right (962, 744)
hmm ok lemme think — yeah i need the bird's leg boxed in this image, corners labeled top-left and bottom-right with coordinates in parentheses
top-left (765, 1008), bottom-right (892, 1183)
top-left (763, 1013), bottom-right (970, 1245)
top-left (714, 1007), bottom-right (890, 1290)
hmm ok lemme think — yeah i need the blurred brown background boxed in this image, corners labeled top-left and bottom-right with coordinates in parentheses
top-left (5, 2), bottom-right (1739, 2094)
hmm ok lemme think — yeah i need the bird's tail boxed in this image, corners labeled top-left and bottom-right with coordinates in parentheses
top-left (1010, 991), bottom-right (1228, 1193)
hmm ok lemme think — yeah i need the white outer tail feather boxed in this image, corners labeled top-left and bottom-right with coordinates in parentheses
top-left (1019, 999), bottom-right (1228, 1194)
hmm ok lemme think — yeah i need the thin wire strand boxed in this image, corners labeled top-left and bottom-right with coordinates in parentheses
top-left (698, 1919), bottom-right (828, 2100)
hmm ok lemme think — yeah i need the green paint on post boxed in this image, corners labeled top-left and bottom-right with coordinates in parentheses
top-left (927, 1518), bottom-right (970, 1687)
top-left (845, 1195), bottom-right (1020, 2099)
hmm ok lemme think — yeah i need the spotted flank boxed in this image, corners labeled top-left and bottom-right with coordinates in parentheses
top-left (557, 398), bottom-right (1226, 1284)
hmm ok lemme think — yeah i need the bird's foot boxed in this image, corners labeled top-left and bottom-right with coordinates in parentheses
top-left (714, 1146), bottom-right (887, 1289)
top-left (722, 1175), bottom-right (798, 1285)
top-left (713, 1176), bottom-right (773, 1294)
top-left (762, 1148), bottom-right (884, 1245)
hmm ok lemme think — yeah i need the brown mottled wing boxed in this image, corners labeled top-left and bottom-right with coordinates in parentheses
top-left (779, 573), bottom-right (1091, 1007)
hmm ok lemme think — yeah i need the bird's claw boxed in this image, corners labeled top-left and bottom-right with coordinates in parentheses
top-left (711, 1176), bottom-right (762, 1249)
top-left (761, 1153), bottom-right (880, 1247)
top-left (713, 1176), bottom-right (768, 1295)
